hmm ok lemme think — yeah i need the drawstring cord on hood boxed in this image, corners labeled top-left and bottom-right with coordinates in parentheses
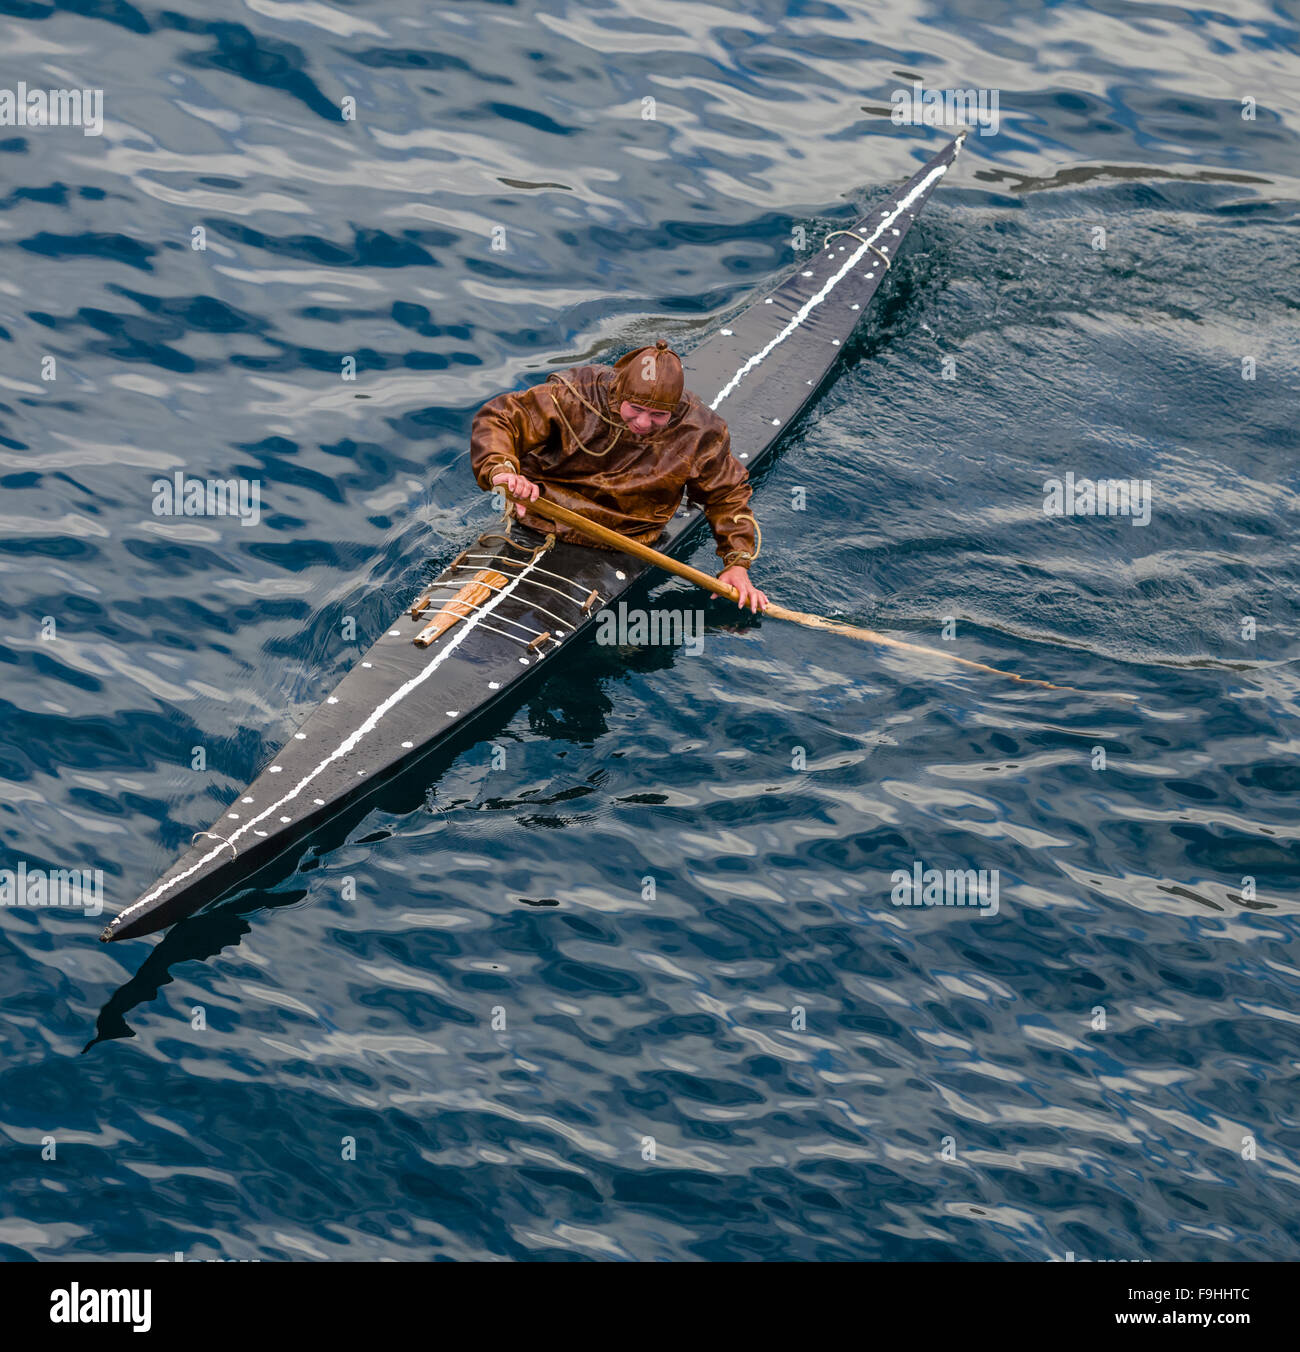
top-left (544, 340), bottom-right (688, 459)
top-left (545, 374), bottom-right (630, 458)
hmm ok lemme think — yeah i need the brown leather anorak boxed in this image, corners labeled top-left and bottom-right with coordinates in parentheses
top-left (470, 363), bottom-right (759, 568)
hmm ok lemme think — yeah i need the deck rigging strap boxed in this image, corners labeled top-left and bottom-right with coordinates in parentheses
top-left (411, 530), bottom-right (562, 644)
top-left (459, 553), bottom-right (596, 599)
top-left (411, 586), bottom-right (561, 644)
top-left (439, 564), bottom-right (596, 623)
top-left (472, 619), bottom-right (552, 649)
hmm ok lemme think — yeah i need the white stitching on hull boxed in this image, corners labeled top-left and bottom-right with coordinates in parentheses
top-left (109, 556), bottom-right (546, 931)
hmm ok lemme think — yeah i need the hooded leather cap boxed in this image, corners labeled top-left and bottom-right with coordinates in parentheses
top-left (610, 339), bottom-right (684, 413)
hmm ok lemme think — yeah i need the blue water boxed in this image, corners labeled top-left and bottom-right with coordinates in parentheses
top-left (2, 0), bottom-right (1299, 1262)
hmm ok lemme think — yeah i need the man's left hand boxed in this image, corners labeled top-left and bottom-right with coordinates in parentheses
top-left (718, 565), bottom-right (768, 613)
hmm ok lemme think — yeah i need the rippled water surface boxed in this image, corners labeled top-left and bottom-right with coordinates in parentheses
top-left (2, 0), bottom-right (1299, 1262)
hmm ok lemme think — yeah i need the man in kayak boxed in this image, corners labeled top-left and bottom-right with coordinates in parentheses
top-left (470, 339), bottom-right (769, 612)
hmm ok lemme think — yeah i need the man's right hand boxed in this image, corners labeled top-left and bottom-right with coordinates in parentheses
top-left (491, 470), bottom-right (540, 518)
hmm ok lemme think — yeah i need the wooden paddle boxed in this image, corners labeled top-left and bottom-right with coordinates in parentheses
top-left (516, 492), bottom-right (1134, 700)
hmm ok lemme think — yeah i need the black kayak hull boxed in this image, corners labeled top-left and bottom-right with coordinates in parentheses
top-left (102, 131), bottom-right (967, 942)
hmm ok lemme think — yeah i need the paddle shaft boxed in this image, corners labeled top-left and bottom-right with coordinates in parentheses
top-left (524, 495), bottom-right (746, 600)
top-left (516, 493), bottom-right (1126, 697)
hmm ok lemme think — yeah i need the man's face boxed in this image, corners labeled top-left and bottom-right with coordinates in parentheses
top-left (619, 400), bottom-right (672, 436)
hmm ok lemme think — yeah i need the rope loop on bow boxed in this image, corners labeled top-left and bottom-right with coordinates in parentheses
top-left (824, 229), bottom-right (891, 269)
top-left (191, 830), bottom-right (238, 861)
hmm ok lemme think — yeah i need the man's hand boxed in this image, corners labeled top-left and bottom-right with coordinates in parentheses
top-left (718, 564), bottom-right (768, 613)
top-left (491, 469), bottom-right (540, 518)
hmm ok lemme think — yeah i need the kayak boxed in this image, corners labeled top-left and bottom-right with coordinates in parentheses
top-left (102, 131), bottom-right (966, 943)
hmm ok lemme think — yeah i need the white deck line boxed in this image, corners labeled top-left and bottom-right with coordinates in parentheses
top-left (707, 147), bottom-right (958, 411)
top-left (110, 555), bottom-right (546, 929)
